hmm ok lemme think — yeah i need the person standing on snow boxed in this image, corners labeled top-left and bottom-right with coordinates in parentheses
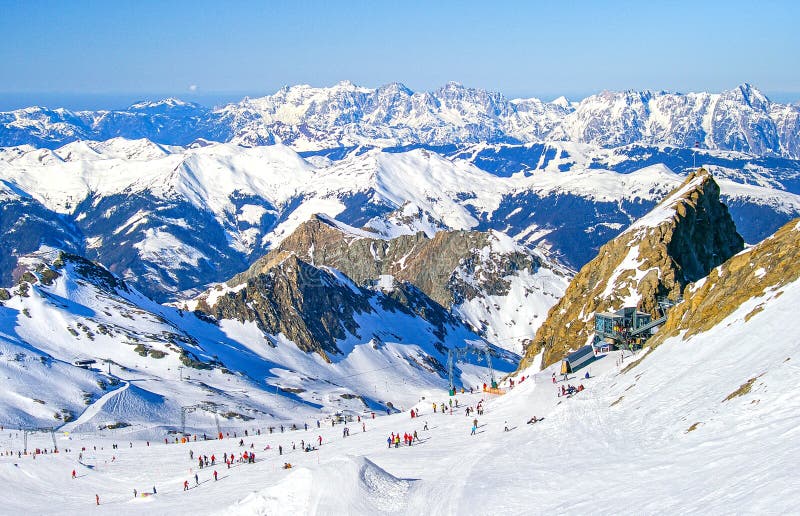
top-left (214, 470), bottom-right (218, 481)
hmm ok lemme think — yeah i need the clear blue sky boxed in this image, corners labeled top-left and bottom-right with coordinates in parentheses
top-left (1, 0), bottom-right (798, 109)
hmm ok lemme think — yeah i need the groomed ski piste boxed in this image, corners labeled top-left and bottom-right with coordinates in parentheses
top-left (1, 272), bottom-right (798, 515)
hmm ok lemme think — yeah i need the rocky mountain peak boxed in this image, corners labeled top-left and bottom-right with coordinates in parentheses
top-left (192, 212), bottom-right (568, 353)
top-left (196, 254), bottom-right (374, 361)
top-left (235, 214), bottom-right (545, 309)
top-left (519, 169), bottom-right (744, 369)
top-left (649, 217), bottom-right (800, 345)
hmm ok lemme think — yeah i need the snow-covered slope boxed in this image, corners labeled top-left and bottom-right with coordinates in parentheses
top-left (0, 251), bottom-right (511, 431)
top-left (1, 223), bottom-right (797, 514)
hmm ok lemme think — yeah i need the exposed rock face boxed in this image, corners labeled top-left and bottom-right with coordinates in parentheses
top-left (649, 217), bottom-right (800, 345)
top-left (211, 214), bottom-right (568, 353)
top-left (520, 169), bottom-right (744, 369)
top-left (197, 255), bottom-right (370, 360)
top-left (235, 214), bottom-right (545, 309)
top-left (191, 214), bottom-right (567, 356)
top-left (195, 254), bottom-right (465, 361)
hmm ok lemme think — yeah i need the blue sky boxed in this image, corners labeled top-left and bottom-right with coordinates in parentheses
top-left (1, 0), bottom-right (798, 109)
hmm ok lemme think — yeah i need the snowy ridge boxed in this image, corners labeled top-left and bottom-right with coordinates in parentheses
top-left (625, 169), bottom-right (709, 235)
top-left (0, 253), bottom-right (512, 431)
top-left (3, 82), bottom-right (800, 158)
top-left (1, 138), bottom-right (799, 301)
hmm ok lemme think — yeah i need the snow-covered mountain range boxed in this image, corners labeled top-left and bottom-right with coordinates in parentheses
top-left (2, 138), bottom-right (799, 305)
top-left (2, 213), bottom-right (799, 515)
top-left (0, 250), bottom-right (515, 431)
top-left (3, 82), bottom-right (800, 157)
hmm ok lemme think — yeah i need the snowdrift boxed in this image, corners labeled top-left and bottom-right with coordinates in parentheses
top-left (226, 456), bottom-right (413, 515)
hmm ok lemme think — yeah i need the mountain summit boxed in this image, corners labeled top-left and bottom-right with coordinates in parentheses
top-left (520, 168), bottom-right (744, 369)
top-left (2, 83), bottom-right (799, 157)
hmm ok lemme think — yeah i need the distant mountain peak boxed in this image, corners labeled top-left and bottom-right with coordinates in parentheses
top-left (2, 82), bottom-right (799, 157)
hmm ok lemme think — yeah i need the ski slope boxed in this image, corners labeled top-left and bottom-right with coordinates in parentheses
top-left (1, 271), bottom-right (798, 514)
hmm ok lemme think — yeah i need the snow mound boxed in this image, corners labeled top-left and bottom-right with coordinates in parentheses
top-left (227, 456), bottom-right (413, 515)
top-left (61, 383), bottom-right (176, 433)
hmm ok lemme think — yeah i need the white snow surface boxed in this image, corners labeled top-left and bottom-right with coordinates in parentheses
top-left (0, 256), bottom-right (511, 433)
top-left (1, 270), bottom-right (798, 514)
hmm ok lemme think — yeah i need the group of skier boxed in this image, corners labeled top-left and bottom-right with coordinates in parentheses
top-left (387, 430), bottom-right (419, 448)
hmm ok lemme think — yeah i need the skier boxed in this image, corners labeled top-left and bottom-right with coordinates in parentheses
top-left (318, 435), bottom-right (322, 446)
top-left (279, 445), bottom-right (283, 455)
top-left (195, 473), bottom-right (199, 486)
top-left (504, 421), bottom-right (509, 432)
top-left (423, 421), bottom-right (428, 431)
top-left (214, 470), bottom-right (218, 481)
top-left (184, 480), bottom-right (189, 491)
top-left (133, 489), bottom-right (137, 498)
top-left (470, 424), bottom-right (476, 436)
top-left (362, 422), bottom-right (366, 432)
top-left (95, 494), bottom-right (99, 506)
top-left (71, 469), bottom-right (76, 479)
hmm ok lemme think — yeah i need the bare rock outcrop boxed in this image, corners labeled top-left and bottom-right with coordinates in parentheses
top-left (520, 169), bottom-right (744, 369)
